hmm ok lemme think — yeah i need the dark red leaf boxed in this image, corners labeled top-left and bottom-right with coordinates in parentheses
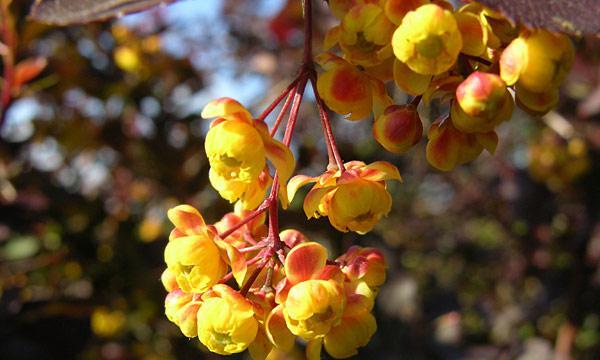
top-left (29, 0), bottom-right (177, 25)
top-left (476, 0), bottom-right (600, 35)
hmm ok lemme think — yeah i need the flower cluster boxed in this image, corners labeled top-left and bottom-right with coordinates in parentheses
top-left (162, 204), bottom-right (386, 359)
top-left (161, 1), bottom-right (577, 358)
top-left (318, 1), bottom-right (574, 171)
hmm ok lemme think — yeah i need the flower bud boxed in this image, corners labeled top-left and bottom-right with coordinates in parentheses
top-left (373, 104), bottom-right (423, 154)
top-left (456, 72), bottom-right (508, 118)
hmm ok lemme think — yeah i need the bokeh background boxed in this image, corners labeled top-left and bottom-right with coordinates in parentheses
top-left (1, 0), bottom-right (599, 359)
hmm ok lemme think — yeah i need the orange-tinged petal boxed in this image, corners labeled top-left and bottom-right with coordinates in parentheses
top-left (373, 104), bottom-right (423, 154)
top-left (215, 239), bottom-right (247, 287)
top-left (475, 131), bottom-right (498, 154)
top-left (344, 281), bottom-right (375, 315)
top-left (303, 187), bottom-right (334, 219)
top-left (280, 229), bottom-right (308, 249)
top-left (285, 242), bottom-right (328, 284)
top-left (515, 85), bottom-right (559, 116)
top-left (422, 75), bottom-right (463, 104)
top-left (257, 123), bottom-right (296, 209)
top-left (500, 37), bottom-right (526, 86)
top-left (266, 305), bottom-right (295, 351)
top-left (167, 205), bottom-right (206, 238)
top-left (323, 25), bottom-right (342, 50)
top-left (316, 59), bottom-right (373, 120)
top-left (455, 11), bottom-right (487, 56)
top-left (393, 59), bottom-right (432, 96)
top-left (201, 97), bottom-right (252, 122)
top-left (248, 328), bottom-right (272, 360)
top-left (287, 175), bottom-right (318, 204)
top-left (360, 161), bottom-right (402, 182)
top-left (368, 76), bottom-right (393, 118)
top-left (384, 0), bottom-right (429, 25)
top-left (306, 338), bottom-right (323, 360)
top-left (426, 121), bottom-right (461, 171)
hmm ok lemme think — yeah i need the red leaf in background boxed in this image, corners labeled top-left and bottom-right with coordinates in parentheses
top-left (12, 56), bottom-right (47, 93)
top-left (268, 0), bottom-right (303, 44)
top-left (29, 0), bottom-right (177, 25)
top-left (475, 0), bottom-right (600, 35)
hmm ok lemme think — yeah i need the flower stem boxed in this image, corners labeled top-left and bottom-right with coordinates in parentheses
top-left (258, 76), bottom-right (300, 122)
top-left (0, 3), bottom-right (15, 128)
top-left (270, 82), bottom-right (297, 136)
top-left (218, 199), bottom-right (271, 240)
top-left (308, 75), bottom-right (345, 172)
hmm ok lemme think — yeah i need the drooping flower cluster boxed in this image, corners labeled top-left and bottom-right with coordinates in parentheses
top-left (161, 91), bottom-right (396, 358)
top-left (162, 204), bottom-right (386, 359)
top-left (318, 0), bottom-right (575, 171)
top-left (161, 1), bottom-right (577, 358)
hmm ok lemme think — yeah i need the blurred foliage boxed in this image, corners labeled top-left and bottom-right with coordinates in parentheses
top-left (0, 1), bottom-right (599, 359)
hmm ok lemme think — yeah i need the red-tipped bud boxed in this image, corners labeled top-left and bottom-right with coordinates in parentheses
top-left (373, 105), bottom-right (423, 154)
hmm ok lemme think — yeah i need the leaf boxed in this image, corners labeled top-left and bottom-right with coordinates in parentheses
top-left (29, 0), bottom-right (177, 25)
top-left (12, 57), bottom-right (47, 93)
top-left (477, 0), bottom-right (600, 35)
top-left (1, 236), bottom-right (40, 261)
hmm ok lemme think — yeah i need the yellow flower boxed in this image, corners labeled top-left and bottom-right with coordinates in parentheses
top-left (164, 233), bottom-right (227, 293)
top-left (316, 53), bottom-right (392, 121)
top-left (500, 29), bottom-right (574, 93)
top-left (206, 118), bottom-right (266, 183)
top-left (165, 205), bottom-right (248, 292)
top-left (202, 98), bottom-right (295, 209)
top-left (283, 279), bottom-right (345, 339)
top-left (323, 311), bottom-right (377, 358)
top-left (326, 4), bottom-right (395, 67)
top-left (197, 284), bottom-right (259, 355)
top-left (287, 161), bottom-right (401, 234)
top-left (392, 4), bottom-right (462, 75)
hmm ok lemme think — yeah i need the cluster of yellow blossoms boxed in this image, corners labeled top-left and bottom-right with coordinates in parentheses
top-left (161, 1), bottom-right (577, 357)
top-left (162, 204), bottom-right (386, 358)
top-left (162, 96), bottom-right (396, 358)
top-left (318, 0), bottom-right (574, 171)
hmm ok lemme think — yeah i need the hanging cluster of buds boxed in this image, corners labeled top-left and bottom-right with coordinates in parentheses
top-left (160, 0), bottom-right (576, 358)
top-left (318, 0), bottom-right (574, 171)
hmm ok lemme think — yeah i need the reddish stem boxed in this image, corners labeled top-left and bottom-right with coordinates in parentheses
top-left (270, 82), bottom-right (296, 136)
top-left (283, 75), bottom-right (307, 146)
top-left (239, 242), bottom-right (268, 253)
top-left (258, 76), bottom-right (300, 122)
top-left (308, 75), bottom-right (345, 171)
top-left (0, 3), bottom-right (15, 127)
top-left (240, 260), bottom-right (266, 296)
top-left (218, 199), bottom-right (271, 240)
top-left (303, 0), bottom-right (312, 64)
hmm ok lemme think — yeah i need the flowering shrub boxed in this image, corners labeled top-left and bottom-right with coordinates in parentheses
top-left (157, 0), bottom-right (576, 358)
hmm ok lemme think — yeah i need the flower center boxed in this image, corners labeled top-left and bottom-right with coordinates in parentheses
top-left (416, 35), bottom-right (443, 58)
